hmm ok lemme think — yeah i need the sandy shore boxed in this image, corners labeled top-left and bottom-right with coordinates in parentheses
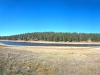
top-left (0, 42), bottom-right (6, 46)
top-left (0, 40), bottom-right (100, 44)
top-left (0, 43), bottom-right (99, 54)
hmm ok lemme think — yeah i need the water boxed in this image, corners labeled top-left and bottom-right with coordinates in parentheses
top-left (0, 41), bottom-right (100, 47)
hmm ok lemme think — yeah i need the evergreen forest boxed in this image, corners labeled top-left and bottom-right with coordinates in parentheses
top-left (0, 32), bottom-right (100, 42)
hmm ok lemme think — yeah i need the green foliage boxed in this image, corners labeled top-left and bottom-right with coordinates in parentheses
top-left (1, 32), bottom-right (100, 42)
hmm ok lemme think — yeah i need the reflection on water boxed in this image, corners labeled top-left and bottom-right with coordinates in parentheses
top-left (0, 41), bottom-right (100, 47)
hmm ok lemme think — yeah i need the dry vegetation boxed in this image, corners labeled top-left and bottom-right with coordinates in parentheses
top-left (0, 46), bottom-right (100, 75)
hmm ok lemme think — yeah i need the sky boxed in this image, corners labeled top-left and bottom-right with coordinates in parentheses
top-left (0, 0), bottom-right (100, 36)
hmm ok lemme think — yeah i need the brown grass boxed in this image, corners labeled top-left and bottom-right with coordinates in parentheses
top-left (0, 46), bottom-right (100, 75)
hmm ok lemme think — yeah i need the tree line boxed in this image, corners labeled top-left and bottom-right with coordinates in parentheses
top-left (0, 32), bottom-right (100, 42)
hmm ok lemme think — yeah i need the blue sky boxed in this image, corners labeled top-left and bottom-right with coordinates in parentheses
top-left (0, 0), bottom-right (100, 36)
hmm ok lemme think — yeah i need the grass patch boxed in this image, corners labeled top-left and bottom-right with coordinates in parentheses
top-left (0, 46), bottom-right (100, 75)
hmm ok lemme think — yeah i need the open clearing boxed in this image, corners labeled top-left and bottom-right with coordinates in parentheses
top-left (0, 46), bottom-right (100, 75)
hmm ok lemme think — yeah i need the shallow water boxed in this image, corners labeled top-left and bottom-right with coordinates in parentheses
top-left (0, 41), bottom-right (100, 47)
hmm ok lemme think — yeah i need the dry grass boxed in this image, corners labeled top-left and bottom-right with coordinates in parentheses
top-left (0, 46), bottom-right (100, 75)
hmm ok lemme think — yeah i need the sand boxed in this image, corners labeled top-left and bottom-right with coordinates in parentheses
top-left (0, 40), bottom-right (100, 44)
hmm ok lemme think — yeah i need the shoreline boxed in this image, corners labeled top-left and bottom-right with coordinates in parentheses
top-left (0, 40), bottom-right (100, 44)
top-left (0, 40), bottom-right (100, 48)
top-left (1, 42), bottom-right (100, 75)
top-left (0, 42), bottom-right (6, 46)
